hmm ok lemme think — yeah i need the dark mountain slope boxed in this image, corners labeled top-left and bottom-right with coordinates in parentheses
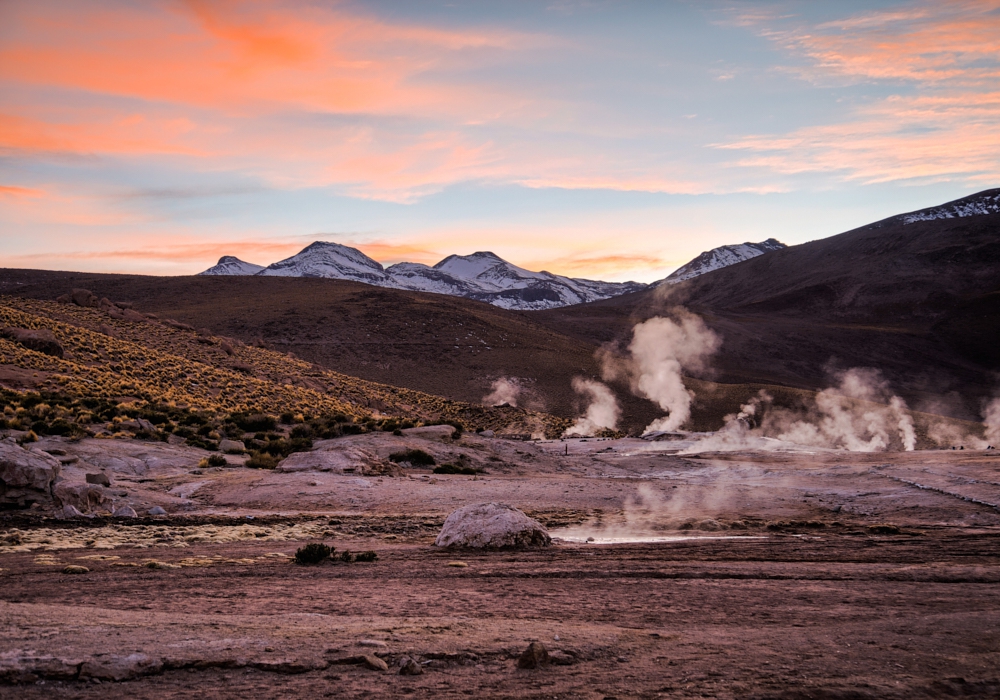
top-left (535, 192), bottom-right (1000, 420)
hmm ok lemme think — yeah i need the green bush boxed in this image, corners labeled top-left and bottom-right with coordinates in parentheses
top-left (294, 543), bottom-right (332, 565)
top-left (388, 449), bottom-right (435, 466)
top-left (205, 454), bottom-right (227, 467)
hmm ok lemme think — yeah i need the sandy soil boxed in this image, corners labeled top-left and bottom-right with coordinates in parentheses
top-left (2, 434), bottom-right (999, 698)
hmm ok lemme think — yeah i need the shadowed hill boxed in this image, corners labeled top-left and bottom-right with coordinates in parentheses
top-left (535, 195), bottom-right (1000, 420)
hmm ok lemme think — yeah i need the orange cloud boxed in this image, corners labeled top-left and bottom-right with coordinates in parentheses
top-left (0, 185), bottom-right (44, 198)
top-left (720, 1), bottom-right (1000, 185)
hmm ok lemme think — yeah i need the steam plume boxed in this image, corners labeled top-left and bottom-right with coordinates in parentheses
top-left (483, 377), bottom-right (520, 407)
top-left (685, 368), bottom-right (917, 453)
top-left (603, 311), bottom-right (720, 433)
top-left (984, 397), bottom-right (1000, 446)
top-left (565, 377), bottom-right (620, 436)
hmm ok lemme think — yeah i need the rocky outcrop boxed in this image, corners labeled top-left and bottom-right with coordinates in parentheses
top-left (435, 502), bottom-right (551, 549)
top-left (53, 481), bottom-right (112, 513)
top-left (0, 440), bottom-right (60, 508)
top-left (277, 444), bottom-right (396, 475)
top-left (0, 327), bottom-right (64, 357)
top-left (70, 288), bottom-right (99, 307)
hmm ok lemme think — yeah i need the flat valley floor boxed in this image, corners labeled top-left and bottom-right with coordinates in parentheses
top-left (2, 434), bottom-right (999, 698)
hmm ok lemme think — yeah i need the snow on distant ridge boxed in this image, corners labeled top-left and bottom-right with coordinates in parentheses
top-left (898, 189), bottom-right (1000, 224)
top-left (200, 242), bottom-right (646, 310)
top-left (197, 256), bottom-right (265, 276)
top-left (659, 238), bottom-right (786, 285)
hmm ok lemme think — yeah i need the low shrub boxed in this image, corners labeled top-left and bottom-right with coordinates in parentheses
top-left (232, 413), bottom-right (277, 432)
top-left (433, 463), bottom-right (480, 475)
top-left (339, 550), bottom-right (355, 563)
top-left (388, 449), bottom-right (435, 466)
top-left (205, 454), bottom-right (227, 467)
top-left (294, 543), bottom-right (332, 565)
top-left (355, 551), bottom-right (378, 562)
top-left (246, 452), bottom-right (280, 469)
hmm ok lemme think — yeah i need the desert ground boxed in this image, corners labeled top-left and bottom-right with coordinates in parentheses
top-left (2, 429), bottom-right (999, 698)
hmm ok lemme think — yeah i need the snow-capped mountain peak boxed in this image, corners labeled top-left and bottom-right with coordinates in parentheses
top-left (199, 242), bottom-right (647, 310)
top-left (659, 238), bottom-right (786, 285)
top-left (197, 256), bottom-right (265, 276)
top-left (257, 241), bottom-right (389, 283)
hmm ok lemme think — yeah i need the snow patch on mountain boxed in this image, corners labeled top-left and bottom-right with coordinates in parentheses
top-left (898, 189), bottom-right (1000, 224)
top-left (197, 256), bottom-right (265, 276)
top-left (659, 238), bottom-right (786, 284)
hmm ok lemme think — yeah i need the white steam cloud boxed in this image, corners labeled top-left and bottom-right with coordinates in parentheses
top-left (983, 397), bottom-right (1000, 446)
top-left (483, 377), bottom-right (520, 407)
top-left (564, 377), bottom-right (620, 436)
top-left (602, 311), bottom-right (720, 433)
top-left (684, 367), bottom-right (918, 453)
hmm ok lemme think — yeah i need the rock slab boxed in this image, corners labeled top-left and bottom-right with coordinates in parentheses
top-left (435, 502), bottom-right (551, 549)
top-left (0, 440), bottom-right (60, 508)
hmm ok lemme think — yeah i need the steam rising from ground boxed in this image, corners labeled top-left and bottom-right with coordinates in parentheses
top-left (685, 368), bottom-right (919, 453)
top-left (602, 311), bottom-right (720, 433)
top-left (565, 377), bottom-right (620, 436)
top-left (984, 398), bottom-right (1000, 445)
top-left (483, 377), bottom-right (520, 407)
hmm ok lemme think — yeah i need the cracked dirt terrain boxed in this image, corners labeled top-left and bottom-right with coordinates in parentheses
top-left (2, 434), bottom-right (1000, 698)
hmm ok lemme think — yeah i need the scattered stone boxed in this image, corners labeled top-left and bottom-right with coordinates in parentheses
top-left (480, 430), bottom-right (495, 438)
top-left (398, 656), bottom-right (423, 675)
top-left (447, 561), bottom-right (469, 568)
top-left (435, 502), bottom-right (551, 549)
top-left (121, 308), bottom-right (147, 323)
top-left (62, 565), bottom-right (89, 574)
top-left (358, 639), bottom-right (387, 648)
top-left (85, 472), bottom-right (111, 487)
top-left (220, 439), bottom-right (245, 454)
top-left (361, 655), bottom-right (388, 672)
top-left (70, 288), bottom-right (99, 307)
top-left (0, 651), bottom-right (82, 683)
top-left (58, 504), bottom-right (84, 519)
top-left (53, 481), bottom-right (111, 513)
top-left (517, 642), bottom-right (549, 669)
top-left (548, 650), bottom-right (577, 666)
top-left (166, 434), bottom-right (186, 446)
top-left (113, 505), bottom-right (138, 518)
top-left (148, 506), bottom-right (167, 516)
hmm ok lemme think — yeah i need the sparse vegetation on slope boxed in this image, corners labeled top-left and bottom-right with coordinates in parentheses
top-left (0, 296), bottom-right (571, 437)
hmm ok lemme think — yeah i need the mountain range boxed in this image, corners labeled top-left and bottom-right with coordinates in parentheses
top-left (199, 239), bottom-right (784, 310)
top-left (3, 188), bottom-right (997, 431)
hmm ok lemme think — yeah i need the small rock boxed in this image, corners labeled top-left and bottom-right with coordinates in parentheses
top-left (58, 504), bottom-right (84, 519)
top-left (398, 656), bottom-right (423, 675)
top-left (548, 650), bottom-right (576, 666)
top-left (362, 655), bottom-right (388, 672)
top-left (517, 642), bottom-right (549, 669)
top-left (358, 639), bottom-right (387, 648)
top-left (80, 653), bottom-right (162, 681)
top-left (148, 506), bottom-right (167, 516)
top-left (219, 439), bottom-right (245, 454)
top-left (113, 505), bottom-right (137, 518)
top-left (166, 434), bottom-right (185, 446)
top-left (480, 430), bottom-right (495, 438)
top-left (62, 565), bottom-right (89, 574)
top-left (85, 472), bottom-right (111, 487)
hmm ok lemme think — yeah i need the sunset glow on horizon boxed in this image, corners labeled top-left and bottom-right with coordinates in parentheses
top-left (2, 0), bottom-right (999, 281)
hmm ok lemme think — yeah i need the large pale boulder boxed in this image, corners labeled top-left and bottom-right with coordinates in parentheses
top-left (53, 481), bottom-right (112, 513)
top-left (277, 444), bottom-right (396, 475)
top-left (0, 440), bottom-right (60, 508)
top-left (435, 503), bottom-right (551, 549)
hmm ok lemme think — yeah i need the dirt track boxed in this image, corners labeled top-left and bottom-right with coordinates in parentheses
top-left (2, 437), bottom-right (1000, 697)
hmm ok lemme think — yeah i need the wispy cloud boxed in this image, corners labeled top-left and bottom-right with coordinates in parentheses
top-left (720, 0), bottom-right (1000, 185)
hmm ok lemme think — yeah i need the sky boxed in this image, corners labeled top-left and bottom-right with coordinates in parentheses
top-left (1, 0), bottom-right (998, 282)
